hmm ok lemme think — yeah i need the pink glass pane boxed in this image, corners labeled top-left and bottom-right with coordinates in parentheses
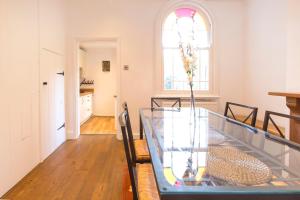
top-left (175, 8), bottom-right (196, 18)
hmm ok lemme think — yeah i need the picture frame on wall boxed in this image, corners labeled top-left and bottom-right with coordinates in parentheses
top-left (102, 61), bottom-right (110, 72)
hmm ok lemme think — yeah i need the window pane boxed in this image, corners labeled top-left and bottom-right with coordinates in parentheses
top-left (163, 49), bottom-right (174, 90)
top-left (162, 30), bottom-right (180, 48)
top-left (199, 50), bottom-right (209, 82)
top-left (194, 13), bottom-right (207, 31)
top-left (194, 31), bottom-right (209, 48)
top-left (163, 12), bottom-right (177, 30)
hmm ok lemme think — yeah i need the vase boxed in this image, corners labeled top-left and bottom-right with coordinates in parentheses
top-left (182, 82), bottom-right (198, 180)
top-left (189, 82), bottom-right (196, 111)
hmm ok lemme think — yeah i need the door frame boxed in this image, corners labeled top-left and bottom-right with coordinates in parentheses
top-left (72, 37), bottom-right (122, 140)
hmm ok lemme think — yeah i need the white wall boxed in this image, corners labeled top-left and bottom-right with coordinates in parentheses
top-left (0, 0), bottom-right (40, 196)
top-left (0, 0), bottom-right (66, 196)
top-left (82, 47), bottom-right (117, 116)
top-left (40, 0), bottom-right (66, 55)
top-left (286, 0), bottom-right (300, 91)
top-left (65, 0), bottom-right (246, 137)
top-left (244, 0), bottom-right (300, 125)
top-left (244, 0), bottom-right (288, 121)
top-left (203, 0), bottom-right (245, 111)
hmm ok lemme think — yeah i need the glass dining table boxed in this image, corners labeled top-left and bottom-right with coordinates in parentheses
top-left (139, 107), bottom-right (300, 200)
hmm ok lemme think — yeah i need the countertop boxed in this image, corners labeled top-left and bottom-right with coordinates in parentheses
top-left (80, 92), bottom-right (93, 97)
top-left (80, 88), bottom-right (94, 97)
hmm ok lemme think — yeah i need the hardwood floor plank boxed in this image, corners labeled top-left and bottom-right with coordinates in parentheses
top-left (81, 116), bottom-right (116, 135)
top-left (2, 135), bottom-right (125, 200)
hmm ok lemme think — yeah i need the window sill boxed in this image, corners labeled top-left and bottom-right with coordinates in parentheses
top-left (154, 93), bottom-right (220, 102)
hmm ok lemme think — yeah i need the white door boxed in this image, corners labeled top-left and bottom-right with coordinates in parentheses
top-left (54, 62), bottom-right (65, 146)
top-left (40, 50), bottom-right (65, 161)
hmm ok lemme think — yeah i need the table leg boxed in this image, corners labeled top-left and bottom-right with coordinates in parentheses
top-left (139, 115), bottom-right (143, 139)
top-left (286, 97), bottom-right (300, 144)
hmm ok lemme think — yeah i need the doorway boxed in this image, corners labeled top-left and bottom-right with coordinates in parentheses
top-left (75, 38), bottom-right (121, 136)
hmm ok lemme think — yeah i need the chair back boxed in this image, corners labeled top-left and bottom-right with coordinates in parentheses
top-left (119, 112), bottom-right (138, 200)
top-left (122, 102), bottom-right (138, 164)
top-left (151, 97), bottom-right (181, 110)
top-left (263, 111), bottom-right (300, 138)
top-left (224, 102), bottom-right (258, 127)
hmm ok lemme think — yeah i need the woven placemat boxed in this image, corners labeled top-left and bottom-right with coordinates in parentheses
top-left (206, 147), bottom-right (272, 185)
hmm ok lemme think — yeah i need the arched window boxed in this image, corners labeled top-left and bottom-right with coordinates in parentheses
top-left (162, 7), bottom-right (212, 91)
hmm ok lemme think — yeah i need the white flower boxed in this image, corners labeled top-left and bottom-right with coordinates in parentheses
top-left (179, 42), bottom-right (198, 85)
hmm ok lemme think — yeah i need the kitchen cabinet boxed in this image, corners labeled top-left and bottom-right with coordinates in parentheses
top-left (80, 93), bottom-right (93, 124)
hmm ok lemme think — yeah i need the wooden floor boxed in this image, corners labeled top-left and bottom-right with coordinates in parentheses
top-left (122, 166), bottom-right (133, 200)
top-left (2, 135), bottom-right (125, 200)
top-left (81, 116), bottom-right (116, 135)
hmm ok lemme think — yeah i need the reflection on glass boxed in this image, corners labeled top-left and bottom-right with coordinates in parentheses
top-left (143, 107), bottom-right (300, 190)
top-left (162, 109), bottom-right (220, 186)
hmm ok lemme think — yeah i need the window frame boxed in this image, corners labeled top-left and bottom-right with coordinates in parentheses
top-left (155, 0), bottom-right (215, 96)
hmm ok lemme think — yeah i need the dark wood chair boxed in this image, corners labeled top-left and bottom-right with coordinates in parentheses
top-left (224, 102), bottom-right (258, 127)
top-left (263, 111), bottom-right (300, 138)
top-left (123, 102), bottom-right (151, 164)
top-left (119, 112), bottom-right (159, 200)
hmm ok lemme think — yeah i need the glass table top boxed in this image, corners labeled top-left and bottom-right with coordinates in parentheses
top-left (140, 107), bottom-right (300, 196)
